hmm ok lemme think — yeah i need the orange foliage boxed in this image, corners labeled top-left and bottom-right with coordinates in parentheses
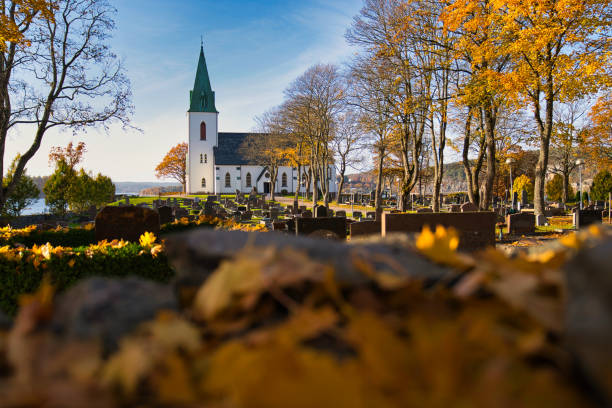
top-left (584, 93), bottom-right (612, 170)
top-left (48, 141), bottom-right (86, 169)
top-left (154, 142), bottom-right (188, 193)
top-left (0, 0), bottom-right (56, 52)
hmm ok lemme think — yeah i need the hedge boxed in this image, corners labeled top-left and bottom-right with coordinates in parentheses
top-left (0, 242), bottom-right (174, 316)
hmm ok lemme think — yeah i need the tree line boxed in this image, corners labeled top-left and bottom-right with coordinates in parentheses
top-left (243, 0), bottom-right (611, 214)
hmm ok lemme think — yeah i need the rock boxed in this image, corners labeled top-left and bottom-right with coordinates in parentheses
top-left (460, 202), bottom-right (479, 212)
top-left (51, 277), bottom-right (177, 352)
top-left (95, 206), bottom-right (160, 243)
top-left (564, 237), bottom-right (612, 404)
top-left (164, 229), bottom-right (451, 290)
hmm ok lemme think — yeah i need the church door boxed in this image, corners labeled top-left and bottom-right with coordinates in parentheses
top-left (263, 182), bottom-right (271, 194)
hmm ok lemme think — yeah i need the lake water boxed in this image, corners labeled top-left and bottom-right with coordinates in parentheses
top-left (21, 193), bottom-right (140, 216)
top-left (22, 198), bottom-right (48, 215)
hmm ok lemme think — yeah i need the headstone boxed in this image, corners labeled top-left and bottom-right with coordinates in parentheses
top-left (382, 212), bottom-right (496, 252)
top-left (366, 211), bottom-right (376, 219)
top-left (450, 204), bottom-right (460, 213)
top-left (174, 207), bottom-right (189, 219)
top-left (416, 208), bottom-right (433, 213)
top-left (295, 217), bottom-right (347, 240)
top-left (272, 221), bottom-right (288, 232)
top-left (335, 210), bottom-right (347, 218)
top-left (535, 214), bottom-right (547, 226)
top-left (315, 205), bottom-right (328, 218)
top-left (506, 212), bottom-right (535, 235)
top-left (95, 206), bottom-right (160, 243)
top-left (158, 206), bottom-right (173, 225)
top-left (352, 211), bottom-right (363, 220)
top-left (512, 191), bottom-right (518, 209)
top-left (301, 210), bottom-right (312, 218)
top-left (460, 202), bottom-right (479, 212)
top-left (349, 220), bottom-right (381, 238)
top-left (573, 209), bottom-right (602, 229)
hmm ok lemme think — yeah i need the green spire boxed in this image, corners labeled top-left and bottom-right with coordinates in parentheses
top-left (189, 45), bottom-right (218, 113)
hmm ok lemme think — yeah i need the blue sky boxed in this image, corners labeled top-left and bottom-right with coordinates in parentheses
top-left (7, 0), bottom-right (363, 181)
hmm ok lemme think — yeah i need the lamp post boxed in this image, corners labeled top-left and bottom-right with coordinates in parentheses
top-left (505, 158), bottom-right (514, 210)
top-left (395, 177), bottom-right (400, 209)
top-left (576, 159), bottom-right (584, 210)
top-left (348, 178), bottom-right (354, 215)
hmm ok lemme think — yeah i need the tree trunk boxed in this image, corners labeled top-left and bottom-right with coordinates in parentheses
top-left (374, 153), bottom-right (384, 211)
top-left (562, 171), bottom-right (569, 204)
top-left (482, 105), bottom-right (496, 210)
top-left (534, 84), bottom-right (554, 217)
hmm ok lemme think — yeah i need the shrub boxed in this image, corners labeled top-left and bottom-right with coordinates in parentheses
top-left (0, 225), bottom-right (97, 247)
top-left (590, 170), bottom-right (612, 201)
top-left (0, 240), bottom-right (173, 315)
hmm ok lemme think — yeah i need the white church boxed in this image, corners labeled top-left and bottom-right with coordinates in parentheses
top-left (185, 45), bottom-right (337, 196)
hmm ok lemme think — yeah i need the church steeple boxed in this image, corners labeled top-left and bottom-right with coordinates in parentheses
top-left (189, 44), bottom-right (218, 113)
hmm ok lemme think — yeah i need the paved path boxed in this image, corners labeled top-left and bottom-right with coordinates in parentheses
top-left (274, 196), bottom-right (377, 213)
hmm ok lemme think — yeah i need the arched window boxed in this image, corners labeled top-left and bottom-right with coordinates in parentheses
top-left (225, 172), bottom-right (231, 188)
top-left (200, 154), bottom-right (203, 164)
top-left (246, 172), bottom-right (252, 188)
top-left (204, 154), bottom-right (207, 163)
top-left (200, 122), bottom-right (206, 141)
top-left (281, 172), bottom-right (287, 187)
top-left (201, 178), bottom-right (206, 188)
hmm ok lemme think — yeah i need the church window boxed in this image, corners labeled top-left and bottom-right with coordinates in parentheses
top-left (282, 172), bottom-right (287, 187)
top-left (246, 172), bottom-right (252, 187)
top-left (200, 154), bottom-right (203, 164)
top-left (201, 178), bottom-right (206, 188)
top-left (200, 122), bottom-right (206, 141)
top-left (225, 172), bottom-right (231, 188)
top-left (204, 154), bottom-right (207, 163)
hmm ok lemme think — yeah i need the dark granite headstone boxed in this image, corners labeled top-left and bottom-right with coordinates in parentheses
top-left (158, 206), bottom-right (173, 225)
top-left (174, 207), bottom-right (189, 219)
top-left (349, 220), bottom-right (381, 238)
top-left (573, 210), bottom-right (603, 229)
top-left (382, 212), bottom-right (496, 252)
top-left (507, 212), bottom-right (535, 235)
top-left (460, 202), bottom-right (479, 212)
top-left (335, 210), bottom-right (347, 218)
top-left (295, 217), bottom-right (347, 240)
top-left (315, 205), bottom-right (328, 218)
top-left (95, 206), bottom-right (160, 243)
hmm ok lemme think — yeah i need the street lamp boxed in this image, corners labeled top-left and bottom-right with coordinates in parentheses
top-left (576, 159), bottom-right (585, 210)
top-left (395, 177), bottom-right (400, 209)
top-left (348, 178), bottom-right (354, 215)
top-left (505, 158), bottom-right (515, 210)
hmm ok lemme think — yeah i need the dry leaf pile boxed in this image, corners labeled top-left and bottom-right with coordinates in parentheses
top-left (1, 225), bottom-right (611, 407)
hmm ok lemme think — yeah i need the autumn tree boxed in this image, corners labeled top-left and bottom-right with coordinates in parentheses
top-left (332, 111), bottom-right (363, 203)
top-left (584, 92), bottom-right (612, 170)
top-left (549, 100), bottom-right (588, 203)
top-left (1, 0), bottom-right (133, 215)
top-left (155, 142), bottom-right (188, 193)
top-left (498, 0), bottom-right (609, 217)
top-left (239, 108), bottom-right (293, 202)
top-left (546, 174), bottom-right (574, 203)
top-left (283, 64), bottom-right (344, 207)
top-left (347, 54), bottom-right (394, 212)
top-left (590, 170), bottom-right (612, 201)
top-left (347, 0), bottom-right (433, 211)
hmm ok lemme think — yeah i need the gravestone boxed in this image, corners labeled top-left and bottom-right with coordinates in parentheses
top-left (272, 221), bottom-right (288, 232)
top-left (573, 209), bottom-right (602, 229)
top-left (270, 208), bottom-right (280, 220)
top-left (95, 206), bottom-right (160, 243)
top-left (450, 204), bottom-right (461, 213)
top-left (158, 206), bottom-right (173, 225)
top-left (506, 212), bottom-right (535, 235)
top-left (174, 208), bottom-right (189, 219)
top-left (301, 210), bottom-right (312, 218)
top-left (512, 192), bottom-right (518, 209)
top-left (349, 220), bottom-right (381, 238)
top-left (460, 202), bottom-right (479, 212)
top-left (315, 205), bottom-right (328, 218)
top-left (352, 211), bottom-right (363, 220)
top-left (335, 210), bottom-right (347, 218)
top-left (366, 211), bottom-right (376, 219)
top-left (382, 212), bottom-right (496, 252)
top-left (416, 208), bottom-right (433, 213)
top-left (520, 190), bottom-right (527, 206)
top-left (295, 217), bottom-right (347, 240)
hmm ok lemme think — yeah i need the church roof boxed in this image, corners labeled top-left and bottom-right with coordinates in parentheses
top-left (214, 133), bottom-right (260, 165)
top-left (189, 46), bottom-right (218, 113)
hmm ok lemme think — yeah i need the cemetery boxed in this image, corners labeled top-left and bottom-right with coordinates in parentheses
top-left (1, 0), bottom-right (611, 406)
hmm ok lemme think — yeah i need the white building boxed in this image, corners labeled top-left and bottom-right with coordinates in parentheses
top-left (185, 45), bottom-right (337, 196)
